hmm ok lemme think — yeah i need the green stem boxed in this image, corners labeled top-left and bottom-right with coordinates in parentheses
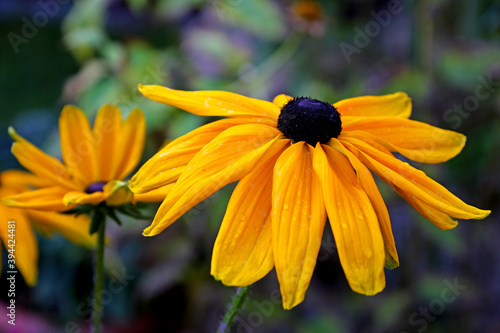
top-left (92, 214), bottom-right (106, 333)
top-left (217, 286), bottom-right (252, 333)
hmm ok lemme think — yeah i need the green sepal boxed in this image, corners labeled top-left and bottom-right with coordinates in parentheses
top-left (115, 202), bottom-right (152, 220)
top-left (89, 206), bottom-right (106, 235)
top-left (62, 204), bottom-right (95, 217)
top-left (105, 207), bottom-right (122, 226)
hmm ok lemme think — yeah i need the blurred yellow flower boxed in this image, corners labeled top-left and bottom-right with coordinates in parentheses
top-left (2, 105), bottom-right (170, 212)
top-left (0, 170), bottom-right (95, 286)
top-left (131, 85), bottom-right (490, 309)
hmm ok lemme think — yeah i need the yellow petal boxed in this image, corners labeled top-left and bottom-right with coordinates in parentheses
top-left (62, 191), bottom-right (106, 206)
top-left (133, 184), bottom-right (174, 203)
top-left (143, 124), bottom-right (288, 236)
top-left (93, 105), bottom-right (122, 181)
top-left (59, 105), bottom-right (97, 185)
top-left (27, 210), bottom-right (96, 248)
top-left (114, 108), bottom-right (146, 180)
top-left (2, 187), bottom-right (70, 211)
top-left (313, 144), bottom-right (386, 295)
top-left (138, 84), bottom-right (280, 119)
top-left (342, 117), bottom-right (466, 163)
top-left (212, 142), bottom-right (286, 286)
top-left (272, 142), bottom-right (327, 309)
top-left (9, 127), bottom-right (79, 190)
top-left (393, 186), bottom-right (458, 230)
top-left (334, 92), bottom-right (411, 118)
top-left (341, 137), bottom-right (491, 221)
top-left (328, 139), bottom-right (399, 268)
top-left (0, 170), bottom-right (49, 191)
top-left (273, 94), bottom-right (293, 108)
top-left (0, 205), bottom-right (38, 286)
top-left (130, 117), bottom-right (273, 194)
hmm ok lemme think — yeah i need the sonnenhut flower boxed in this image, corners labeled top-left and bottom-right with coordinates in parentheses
top-left (2, 105), bottom-right (169, 212)
top-left (3, 105), bottom-right (173, 333)
top-left (0, 170), bottom-right (95, 286)
top-left (131, 85), bottom-right (490, 309)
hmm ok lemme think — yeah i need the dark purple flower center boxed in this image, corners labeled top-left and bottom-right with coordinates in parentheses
top-left (86, 182), bottom-right (106, 193)
top-left (277, 97), bottom-right (342, 146)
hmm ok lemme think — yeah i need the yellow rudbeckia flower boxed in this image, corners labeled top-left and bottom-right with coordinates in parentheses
top-left (2, 104), bottom-right (172, 333)
top-left (0, 170), bottom-right (95, 286)
top-left (130, 85), bottom-right (490, 309)
top-left (2, 105), bottom-right (170, 212)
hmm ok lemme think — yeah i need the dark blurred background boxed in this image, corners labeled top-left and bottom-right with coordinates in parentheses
top-left (1, 0), bottom-right (499, 332)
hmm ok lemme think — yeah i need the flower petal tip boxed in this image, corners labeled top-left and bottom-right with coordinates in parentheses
top-left (142, 227), bottom-right (155, 237)
top-left (8, 126), bottom-right (20, 141)
top-left (60, 105), bottom-right (83, 116)
top-left (349, 278), bottom-right (386, 296)
top-left (475, 209), bottom-right (491, 220)
top-left (282, 297), bottom-right (303, 310)
top-left (364, 289), bottom-right (384, 296)
top-left (138, 84), bottom-right (153, 95)
top-left (395, 91), bottom-right (411, 104)
top-left (210, 270), bottom-right (224, 283)
top-left (384, 256), bottom-right (399, 270)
